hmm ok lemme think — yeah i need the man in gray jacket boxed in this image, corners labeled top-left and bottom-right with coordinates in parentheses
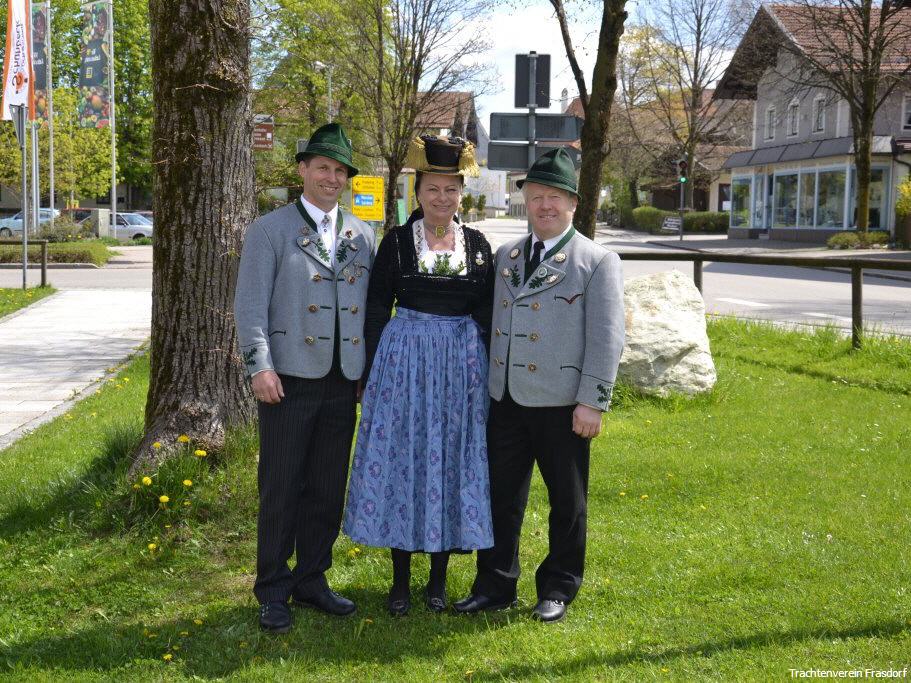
top-left (234, 123), bottom-right (376, 633)
top-left (455, 148), bottom-right (625, 623)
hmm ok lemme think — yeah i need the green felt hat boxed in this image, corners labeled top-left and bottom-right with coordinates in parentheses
top-left (516, 148), bottom-right (578, 196)
top-left (296, 122), bottom-right (359, 177)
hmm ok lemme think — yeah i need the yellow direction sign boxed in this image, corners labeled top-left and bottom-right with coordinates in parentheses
top-left (351, 175), bottom-right (384, 222)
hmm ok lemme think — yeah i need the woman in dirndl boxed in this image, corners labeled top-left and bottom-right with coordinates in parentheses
top-left (343, 135), bottom-right (494, 616)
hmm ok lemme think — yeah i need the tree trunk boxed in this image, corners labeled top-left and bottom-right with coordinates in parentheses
top-left (627, 176), bottom-right (639, 209)
top-left (137, 0), bottom-right (255, 470)
top-left (853, 131), bottom-right (872, 234)
top-left (573, 1), bottom-right (627, 238)
top-left (383, 162), bottom-right (401, 232)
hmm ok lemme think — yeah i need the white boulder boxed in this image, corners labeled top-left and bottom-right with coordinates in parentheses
top-left (619, 269), bottom-right (716, 397)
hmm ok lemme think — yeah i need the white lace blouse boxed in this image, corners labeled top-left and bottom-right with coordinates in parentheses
top-left (412, 219), bottom-right (468, 276)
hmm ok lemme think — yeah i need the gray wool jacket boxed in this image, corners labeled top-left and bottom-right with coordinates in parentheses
top-left (234, 199), bottom-right (377, 381)
top-left (488, 228), bottom-right (625, 410)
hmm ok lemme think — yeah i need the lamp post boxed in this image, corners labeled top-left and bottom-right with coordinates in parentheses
top-left (314, 61), bottom-right (333, 122)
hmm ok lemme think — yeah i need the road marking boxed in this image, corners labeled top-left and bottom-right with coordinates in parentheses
top-left (716, 297), bottom-right (770, 308)
top-left (801, 312), bottom-right (852, 322)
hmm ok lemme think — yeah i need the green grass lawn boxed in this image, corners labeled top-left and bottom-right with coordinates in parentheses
top-left (0, 286), bottom-right (55, 319)
top-left (0, 319), bottom-right (909, 681)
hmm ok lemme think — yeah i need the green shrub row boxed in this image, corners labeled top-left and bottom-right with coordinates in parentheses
top-left (629, 206), bottom-right (730, 233)
top-left (0, 240), bottom-right (112, 266)
top-left (826, 230), bottom-right (890, 249)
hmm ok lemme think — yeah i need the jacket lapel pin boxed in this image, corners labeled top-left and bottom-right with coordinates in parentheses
top-left (509, 248), bottom-right (520, 259)
top-left (300, 237), bottom-right (311, 247)
top-left (554, 252), bottom-right (566, 263)
top-left (536, 267), bottom-right (548, 278)
top-left (345, 229), bottom-right (353, 238)
top-left (475, 251), bottom-right (484, 266)
top-left (546, 274), bottom-right (558, 283)
top-left (501, 267), bottom-right (511, 277)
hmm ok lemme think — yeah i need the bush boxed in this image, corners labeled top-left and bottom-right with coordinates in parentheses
top-left (682, 211), bottom-right (729, 233)
top-left (0, 240), bottom-right (112, 265)
top-left (36, 216), bottom-right (95, 243)
top-left (895, 176), bottom-right (911, 220)
top-left (631, 206), bottom-right (674, 232)
top-left (826, 230), bottom-right (890, 249)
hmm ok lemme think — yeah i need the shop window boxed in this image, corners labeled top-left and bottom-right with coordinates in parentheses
top-left (730, 177), bottom-right (751, 227)
top-left (773, 173), bottom-right (798, 227)
top-left (815, 170), bottom-right (846, 228)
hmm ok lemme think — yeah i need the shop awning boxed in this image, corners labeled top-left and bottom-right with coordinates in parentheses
top-left (722, 136), bottom-right (895, 169)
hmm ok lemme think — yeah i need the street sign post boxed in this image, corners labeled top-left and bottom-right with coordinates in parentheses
top-left (488, 142), bottom-right (581, 172)
top-left (253, 114), bottom-right (274, 151)
top-left (350, 175), bottom-right (384, 222)
top-left (490, 113), bottom-right (583, 142)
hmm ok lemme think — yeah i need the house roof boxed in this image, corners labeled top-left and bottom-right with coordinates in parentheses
top-left (415, 91), bottom-right (476, 130)
top-left (715, 4), bottom-right (911, 100)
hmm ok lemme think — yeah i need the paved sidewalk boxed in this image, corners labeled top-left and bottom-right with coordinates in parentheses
top-left (0, 289), bottom-right (151, 449)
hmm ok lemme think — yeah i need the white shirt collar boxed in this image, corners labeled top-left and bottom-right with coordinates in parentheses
top-left (300, 195), bottom-right (339, 231)
top-left (531, 223), bottom-right (573, 254)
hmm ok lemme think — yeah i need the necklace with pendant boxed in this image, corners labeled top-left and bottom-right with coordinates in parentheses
top-left (433, 224), bottom-right (449, 238)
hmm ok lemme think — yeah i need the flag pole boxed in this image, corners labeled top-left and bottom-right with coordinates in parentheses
top-left (107, 0), bottom-right (116, 230)
top-left (47, 2), bottom-right (55, 223)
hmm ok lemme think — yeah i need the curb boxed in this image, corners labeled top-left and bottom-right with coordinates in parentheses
top-left (647, 242), bottom-right (911, 284)
top-left (0, 263), bottom-right (100, 269)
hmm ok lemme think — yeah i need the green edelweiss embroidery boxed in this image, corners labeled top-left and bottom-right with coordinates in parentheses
top-left (335, 242), bottom-right (350, 264)
top-left (528, 274), bottom-right (546, 289)
top-left (315, 237), bottom-right (331, 263)
top-left (242, 348), bottom-right (257, 367)
top-left (596, 383), bottom-right (611, 405)
top-left (509, 264), bottom-right (520, 288)
top-left (419, 253), bottom-right (464, 276)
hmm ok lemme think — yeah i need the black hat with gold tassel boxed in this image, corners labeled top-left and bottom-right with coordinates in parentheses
top-left (405, 135), bottom-right (480, 177)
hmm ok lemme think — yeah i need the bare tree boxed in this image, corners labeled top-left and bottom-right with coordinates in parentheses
top-left (311, 0), bottom-right (493, 231)
top-left (768, 1), bottom-right (911, 232)
top-left (634, 0), bottom-right (750, 209)
top-left (137, 0), bottom-right (256, 468)
top-left (548, 0), bottom-right (628, 238)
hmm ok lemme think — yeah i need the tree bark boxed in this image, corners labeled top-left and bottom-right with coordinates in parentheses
top-left (627, 176), bottom-right (639, 209)
top-left (384, 162), bottom-right (402, 232)
top-left (138, 0), bottom-right (255, 470)
top-left (572, 1), bottom-right (628, 239)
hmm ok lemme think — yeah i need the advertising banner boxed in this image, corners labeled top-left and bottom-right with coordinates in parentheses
top-left (31, 2), bottom-right (48, 123)
top-left (77, 0), bottom-right (111, 128)
top-left (1, 0), bottom-right (35, 120)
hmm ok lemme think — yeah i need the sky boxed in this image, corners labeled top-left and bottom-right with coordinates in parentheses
top-left (471, 2), bottom-right (601, 127)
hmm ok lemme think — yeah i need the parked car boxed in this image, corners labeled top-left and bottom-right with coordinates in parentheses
top-left (113, 212), bottom-right (154, 240)
top-left (0, 208), bottom-right (60, 237)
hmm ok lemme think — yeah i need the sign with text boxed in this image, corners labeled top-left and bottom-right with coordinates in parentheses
top-left (488, 142), bottom-right (581, 172)
top-left (661, 216), bottom-right (682, 233)
top-left (252, 114), bottom-right (274, 150)
top-left (351, 175), bottom-right (384, 222)
top-left (490, 113), bottom-right (583, 142)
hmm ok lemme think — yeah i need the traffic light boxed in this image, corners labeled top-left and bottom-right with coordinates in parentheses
top-left (677, 159), bottom-right (688, 184)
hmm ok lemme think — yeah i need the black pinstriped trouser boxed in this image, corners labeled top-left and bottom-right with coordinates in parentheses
top-left (473, 389), bottom-right (591, 604)
top-left (253, 367), bottom-right (357, 604)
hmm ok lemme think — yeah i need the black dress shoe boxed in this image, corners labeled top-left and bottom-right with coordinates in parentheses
top-left (424, 586), bottom-right (448, 613)
top-left (452, 593), bottom-right (518, 614)
top-left (387, 594), bottom-right (411, 617)
top-left (259, 601), bottom-right (292, 633)
top-left (291, 586), bottom-right (356, 616)
top-left (531, 599), bottom-right (566, 623)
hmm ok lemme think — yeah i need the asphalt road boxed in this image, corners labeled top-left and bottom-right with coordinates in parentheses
top-left (3, 225), bottom-right (909, 336)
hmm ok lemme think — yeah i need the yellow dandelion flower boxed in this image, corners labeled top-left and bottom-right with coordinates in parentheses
top-left (162, 653), bottom-right (172, 662)
top-left (132, 483), bottom-right (140, 490)
top-left (619, 491), bottom-right (626, 496)
top-left (177, 434), bottom-right (190, 443)
top-left (148, 543), bottom-right (157, 551)
top-left (364, 618), bottom-right (373, 624)
top-left (239, 641), bottom-right (248, 649)
top-left (123, 377), bottom-right (130, 382)
top-left (193, 618), bottom-right (203, 625)
top-left (183, 479), bottom-right (193, 487)
top-left (640, 494), bottom-right (649, 500)
top-left (159, 495), bottom-right (170, 504)
top-left (180, 631), bottom-right (189, 637)
top-left (194, 449), bottom-right (207, 458)
top-left (164, 524), bottom-right (172, 529)
top-left (183, 501), bottom-right (192, 507)
top-left (65, 414), bottom-right (73, 420)
top-left (152, 441), bottom-right (162, 449)
top-left (142, 476), bottom-right (152, 486)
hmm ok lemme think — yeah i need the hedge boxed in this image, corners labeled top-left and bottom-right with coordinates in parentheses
top-left (0, 241), bottom-right (112, 266)
top-left (629, 206), bottom-right (730, 234)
